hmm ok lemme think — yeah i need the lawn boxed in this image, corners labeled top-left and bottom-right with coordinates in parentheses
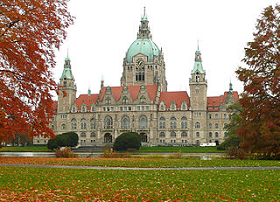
top-left (0, 166), bottom-right (279, 201)
top-left (1, 157), bottom-right (280, 168)
top-left (0, 146), bottom-right (50, 152)
top-left (139, 146), bottom-right (224, 153)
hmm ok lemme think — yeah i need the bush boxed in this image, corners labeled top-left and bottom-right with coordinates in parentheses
top-left (217, 135), bottom-right (241, 150)
top-left (226, 147), bottom-right (248, 160)
top-left (113, 132), bottom-right (141, 151)
top-left (47, 132), bottom-right (78, 150)
top-left (47, 139), bottom-right (59, 150)
top-left (55, 147), bottom-right (78, 158)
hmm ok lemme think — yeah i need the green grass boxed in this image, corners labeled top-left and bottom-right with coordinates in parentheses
top-left (0, 167), bottom-right (279, 201)
top-left (0, 146), bottom-right (50, 152)
top-left (139, 146), bottom-right (224, 153)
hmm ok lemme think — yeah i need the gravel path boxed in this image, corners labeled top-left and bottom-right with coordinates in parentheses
top-left (1, 164), bottom-right (280, 170)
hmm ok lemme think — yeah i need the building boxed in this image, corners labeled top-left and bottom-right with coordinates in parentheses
top-left (34, 9), bottom-right (238, 146)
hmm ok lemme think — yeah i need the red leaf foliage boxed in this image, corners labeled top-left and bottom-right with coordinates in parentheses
top-left (0, 0), bottom-right (74, 142)
top-left (236, 4), bottom-right (280, 158)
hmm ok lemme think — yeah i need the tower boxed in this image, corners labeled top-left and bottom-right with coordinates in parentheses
top-left (57, 57), bottom-right (77, 113)
top-left (121, 7), bottom-right (167, 91)
top-left (189, 48), bottom-right (207, 110)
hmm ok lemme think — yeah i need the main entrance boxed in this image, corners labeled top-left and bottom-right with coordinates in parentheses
top-left (140, 133), bottom-right (147, 143)
top-left (104, 133), bottom-right (112, 143)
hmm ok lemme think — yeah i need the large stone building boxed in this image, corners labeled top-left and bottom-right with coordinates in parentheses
top-left (34, 9), bottom-right (238, 146)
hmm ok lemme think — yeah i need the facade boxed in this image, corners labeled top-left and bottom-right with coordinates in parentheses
top-left (34, 9), bottom-right (238, 146)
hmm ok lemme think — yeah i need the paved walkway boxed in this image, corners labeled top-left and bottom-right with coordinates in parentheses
top-left (1, 164), bottom-right (280, 170)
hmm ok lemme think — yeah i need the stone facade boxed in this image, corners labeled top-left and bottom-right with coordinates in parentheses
top-left (33, 9), bottom-right (238, 146)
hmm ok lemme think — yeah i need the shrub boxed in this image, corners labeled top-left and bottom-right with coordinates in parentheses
top-left (113, 132), bottom-right (141, 151)
top-left (217, 135), bottom-right (241, 150)
top-left (226, 147), bottom-right (248, 160)
top-left (55, 147), bottom-right (78, 158)
top-left (47, 139), bottom-right (59, 150)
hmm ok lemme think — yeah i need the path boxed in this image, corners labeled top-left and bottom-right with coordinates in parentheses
top-left (1, 164), bottom-right (280, 170)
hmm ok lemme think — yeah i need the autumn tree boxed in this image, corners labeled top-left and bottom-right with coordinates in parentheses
top-left (236, 4), bottom-right (280, 159)
top-left (0, 1), bottom-right (73, 144)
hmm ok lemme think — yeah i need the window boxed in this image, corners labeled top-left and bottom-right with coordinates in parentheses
top-left (215, 114), bottom-right (218, 119)
top-left (196, 132), bottom-right (200, 137)
top-left (170, 132), bottom-right (176, 137)
top-left (139, 115), bottom-right (148, 129)
top-left (91, 105), bottom-right (95, 111)
top-left (121, 116), bottom-right (130, 129)
top-left (170, 117), bottom-right (177, 129)
top-left (170, 102), bottom-right (176, 110)
top-left (105, 97), bottom-right (111, 105)
top-left (209, 132), bottom-right (212, 138)
top-left (61, 124), bottom-right (66, 130)
top-left (81, 118), bottom-right (87, 130)
top-left (159, 117), bottom-right (166, 129)
top-left (215, 123), bottom-right (219, 129)
top-left (209, 114), bottom-right (212, 119)
top-left (90, 118), bottom-right (96, 129)
top-left (181, 116), bottom-right (188, 129)
top-left (224, 114), bottom-right (227, 119)
top-left (196, 75), bottom-right (200, 82)
top-left (123, 96), bottom-right (128, 104)
top-left (181, 132), bottom-right (187, 137)
top-left (215, 132), bottom-right (219, 138)
top-left (224, 132), bottom-right (228, 138)
top-left (224, 123), bottom-right (227, 128)
top-left (160, 102), bottom-right (165, 111)
top-left (81, 132), bottom-right (86, 138)
top-left (72, 106), bottom-right (76, 112)
top-left (140, 96), bottom-right (146, 104)
top-left (51, 125), bottom-right (55, 130)
top-left (181, 102), bottom-right (187, 110)
top-left (195, 122), bottom-right (200, 129)
top-left (90, 132), bottom-right (96, 137)
top-left (209, 123), bottom-right (212, 129)
top-left (136, 67), bottom-right (145, 81)
top-left (104, 116), bottom-right (113, 129)
top-left (82, 105), bottom-right (87, 112)
top-left (159, 132), bottom-right (165, 137)
top-left (71, 118), bottom-right (77, 130)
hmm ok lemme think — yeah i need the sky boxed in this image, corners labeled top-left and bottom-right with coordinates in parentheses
top-left (54, 0), bottom-right (279, 97)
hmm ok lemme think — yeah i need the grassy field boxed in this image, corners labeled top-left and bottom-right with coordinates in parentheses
top-left (0, 146), bottom-right (50, 152)
top-left (139, 146), bottom-right (223, 153)
top-left (0, 166), bottom-right (279, 201)
top-left (1, 157), bottom-right (280, 168)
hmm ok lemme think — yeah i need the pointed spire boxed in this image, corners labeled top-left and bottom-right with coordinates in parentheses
top-left (101, 75), bottom-right (104, 89)
top-left (88, 87), bottom-right (91, 96)
top-left (197, 39), bottom-right (200, 50)
top-left (60, 53), bottom-right (74, 80)
top-left (229, 80), bottom-right (233, 93)
top-left (192, 46), bottom-right (205, 74)
top-left (142, 7), bottom-right (148, 21)
top-left (137, 7), bottom-right (151, 39)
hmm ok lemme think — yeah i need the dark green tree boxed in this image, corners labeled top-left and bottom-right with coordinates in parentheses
top-left (113, 132), bottom-right (141, 151)
top-left (47, 139), bottom-right (59, 150)
top-left (47, 132), bottom-right (78, 149)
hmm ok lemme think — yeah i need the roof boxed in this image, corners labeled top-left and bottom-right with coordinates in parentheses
top-left (99, 85), bottom-right (158, 102)
top-left (159, 91), bottom-right (190, 110)
top-left (207, 91), bottom-right (239, 111)
top-left (75, 94), bottom-right (99, 110)
top-left (126, 39), bottom-right (160, 63)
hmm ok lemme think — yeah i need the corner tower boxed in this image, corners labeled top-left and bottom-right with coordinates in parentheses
top-left (189, 48), bottom-right (207, 110)
top-left (121, 8), bottom-right (167, 91)
top-left (57, 57), bottom-right (77, 113)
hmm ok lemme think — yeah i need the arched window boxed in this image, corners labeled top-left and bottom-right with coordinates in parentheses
top-left (81, 132), bottom-right (86, 138)
top-left (61, 124), bottom-right (66, 130)
top-left (104, 116), bottom-right (113, 129)
top-left (81, 118), bottom-right (87, 130)
top-left (196, 132), bottom-right (200, 137)
top-left (224, 132), bottom-right (228, 138)
top-left (160, 102), bottom-right (166, 111)
top-left (170, 132), bottom-right (176, 137)
top-left (209, 123), bottom-right (212, 129)
top-left (215, 132), bottom-right (219, 138)
top-left (209, 132), bottom-right (212, 138)
top-left (139, 115), bottom-right (148, 129)
top-left (90, 132), bottom-right (96, 137)
top-left (215, 123), bottom-right (219, 129)
top-left (181, 116), bottom-right (188, 129)
top-left (195, 122), bottom-right (200, 128)
top-left (224, 114), bottom-right (227, 119)
top-left (159, 132), bottom-right (165, 137)
top-left (72, 106), bottom-right (77, 112)
top-left (105, 97), bottom-right (111, 105)
top-left (121, 116), bottom-right (130, 129)
top-left (159, 117), bottom-right (166, 129)
top-left (181, 132), bottom-right (187, 137)
top-left (170, 117), bottom-right (177, 129)
top-left (170, 102), bottom-right (176, 110)
top-left (215, 114), bottom-right (218, 119)
top-left (90, 118), bottom-right (96, 129)
top-left (122, 96), bottom-right (128, 104)
top-left (71, 118), bottom-right (77, 130)
top-left (181, 102), bottom-right (187, 110)
top-left (136, 66), bottom-right (145, 81)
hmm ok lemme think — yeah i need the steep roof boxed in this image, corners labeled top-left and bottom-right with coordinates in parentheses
top-left (159, 91), bottom-right (190, 109)
top-left (207, 91), bottom-right (239, 111)
top-left (75, 94), bottom-right (99, 110)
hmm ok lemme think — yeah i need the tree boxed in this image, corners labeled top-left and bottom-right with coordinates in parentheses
top-left (47, 138), bottom-right (59, 150)
top-left (113, 132), bottom-right (141, 151)
top-left (217, 103), bottom-right (243, 150)
top-left (236, 4), bottom-right (280, 158)
top-left (0, 1), bottom-right (74, 144)
top-left (47, 132), bottom-right (78, 150)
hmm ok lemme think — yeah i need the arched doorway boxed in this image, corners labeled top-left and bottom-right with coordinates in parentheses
top-left (215, 140), bottom-right (219, 146)
top-left (140, 133), bottom-right (147, 143)
top-left (104, 133), bottom-right (112, 143)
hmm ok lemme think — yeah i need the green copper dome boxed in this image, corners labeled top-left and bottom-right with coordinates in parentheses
top-left (126, 39), bottom-right (160, 63)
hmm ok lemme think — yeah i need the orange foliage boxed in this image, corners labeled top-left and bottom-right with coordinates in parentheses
top-left (0, 0), bottom-right (73, 142)
top-left (236, 5), bottom-right (280, 158)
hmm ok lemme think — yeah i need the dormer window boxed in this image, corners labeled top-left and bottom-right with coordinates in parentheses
top-left (91, 105), bottom-right (95, 112)
top-left (82, 105), bottom-right (87, 112)
top-left (160, 102), bottom-right (166, 111)
top-left (181, 102), bottom-right (187, 110)
top-left (170, 102), bottom-right (176, 110)
top-left (105, 97), bottom-right (111, 105)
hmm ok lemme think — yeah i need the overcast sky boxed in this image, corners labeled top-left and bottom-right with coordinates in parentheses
top-left (54, 0), bottom-right (279, 97)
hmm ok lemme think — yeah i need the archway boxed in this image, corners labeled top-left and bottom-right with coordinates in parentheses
top-left (104, 133), bottom-right (112, 143)
top-left (140, 133), bottom-right (147, 143)
top-left (215, 140), bottom-right (219, 146)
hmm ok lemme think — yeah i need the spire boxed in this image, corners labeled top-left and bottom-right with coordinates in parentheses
top-left (197, 39), bottom-right (200, 51)
top-left (229, 80), bottom-right (233, 93)
top-left (60, 54), bottom-right (74, 79)
top-left (88, 87), bottom-right (91, 96)
top-left (137, 7), bottom-right (151, 39)
top-left (101, 76), bottom-right (104, 89)
top-left (192, 47), bottom-right (204, 74)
